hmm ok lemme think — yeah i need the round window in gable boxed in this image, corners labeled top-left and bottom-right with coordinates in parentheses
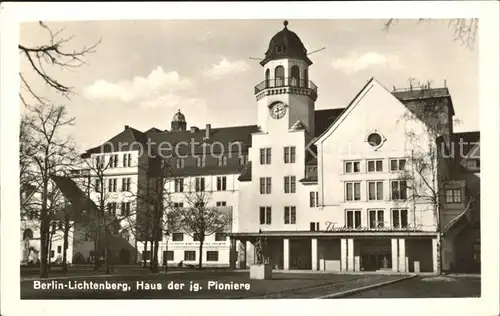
top-left (366, 131), bottom-right (386, 150)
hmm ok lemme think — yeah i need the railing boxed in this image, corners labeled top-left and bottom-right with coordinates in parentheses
top-left (254, 77), bottom-right (318, 95)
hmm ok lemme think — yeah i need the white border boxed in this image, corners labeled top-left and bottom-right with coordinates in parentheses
top-left (1, 2), bottom-right (498, 316)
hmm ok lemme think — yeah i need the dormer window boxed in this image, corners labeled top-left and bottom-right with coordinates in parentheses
top-left (276, 45), bottom-right (284, 53)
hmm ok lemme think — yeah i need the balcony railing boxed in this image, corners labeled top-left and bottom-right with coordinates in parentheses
top-left (254, 77), bottom-right (318, 95)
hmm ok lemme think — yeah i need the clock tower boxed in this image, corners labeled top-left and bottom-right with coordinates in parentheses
top-left (255, 21), bottom-right (317, 140)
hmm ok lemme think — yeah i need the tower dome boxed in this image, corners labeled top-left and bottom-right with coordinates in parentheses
top-left (171, 109), bottom-right (187, 131)
top-left (260, 20), bottom-right (312, 66)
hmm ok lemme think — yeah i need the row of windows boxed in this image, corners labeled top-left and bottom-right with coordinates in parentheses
top-left (344, 158), bottom-right (407, 174)
top-left (345, 180), bottom-right (408, 201)
top-left (258, 206), bottom-right (409, 229)
top-left (94, 153), bottom-right (132, 169)
top-left (95, 177), bottom-right (132, 193)
top-left (259, 146), bottom-right (296, 165)
top-left (174, 176), bottom-right (228, 193)
top-left (174, 155), bottom-right (248, 169)
top-left (172, 201), bottom-right (227, 209)
top-left (148, 250), bottom-right (220, 262)
top-left (259, 176), bottom-right (296, 194)
top-left (345, 209), bottom-right (409, 229)
top-left (106, 202), bottom-right (131, 216)
top-left (169, 232), bottom-right (227, 242)
top-left (258, 206), bottom-right (297, 225)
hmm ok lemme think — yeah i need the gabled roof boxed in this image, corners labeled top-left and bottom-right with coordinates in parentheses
top-left (50, 175), bottom-right (98, 222)
top-left (314, 78), bottom-right (375, 144)
top-left (81, 126), bottom-right (147, 158)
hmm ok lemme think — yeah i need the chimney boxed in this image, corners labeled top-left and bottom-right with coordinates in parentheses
top-left (124, 125), bottom-right (129, 130)
top-left (205, 124), bottom-right (211, 139)
top-left (190, 126), bottom-right (199, 133)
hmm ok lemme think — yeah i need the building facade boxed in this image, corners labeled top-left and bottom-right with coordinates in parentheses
top-left (230, 21), bottom-right (480, 273)
top-left (48, 21), bottom-right (479, 273)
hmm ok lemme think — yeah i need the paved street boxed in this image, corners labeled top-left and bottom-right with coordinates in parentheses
top-left (21, 270), bottom-right (405, 299)
top-left (345, 275), bottom-right (481, 298)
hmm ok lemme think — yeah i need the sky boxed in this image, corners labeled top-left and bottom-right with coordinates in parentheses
top-left (19, 19), bottom-right (479, 152)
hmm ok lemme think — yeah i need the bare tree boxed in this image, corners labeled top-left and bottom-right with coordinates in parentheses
top-left (21, 104), bottom-right (78, 278)
top-left (79, 154), bottom-right (137, 274)
top-left (395, 83), bottom-right (461, 274)
top-left (384, 19), bottom-right (478, 50)
top-left (19, 21), bottom-right (101, 106)
top-left (174, 188), bottom-right (232, 269)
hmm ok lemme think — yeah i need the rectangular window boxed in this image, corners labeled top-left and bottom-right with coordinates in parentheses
top-left (176, 158), bottom-right (184, 169)
top-left (260, 148), bottom-right (271, 165)
top-left (173, 202), bottom-right (184, 208)
top-left (259, 177), bottom-right (271, 194)
top-left (108, 178), bottom-right (117, 192)
top-left (172, 233), bottom-right (184, 241)
top-left (445, 189), bottom-right (462, 203)
top-left (284, 176), bottom-right (296, 193)
top-left (120, 202), bottom-right (131, 216)
top-left (217, 176), bottom-right (227, 191)
top-left (196, 156), bottom-right (206, 167)
top-left (215, 233), bottom-right (227, 241)
top-left (368, 181), bottom-right (384, 201)
top-left (57, 246), bottom-right (62, 253)
top-left (345, 182), bottom-right (361, 201)
top-left (184, 251), bottom-right (196, 261)
top-left (392, 209), bottom-right (409, 229)
top-left (193, 233), bottom-right (201, 241)
top-left (369, 210), bottom-right (385, 229)
top-left (309, 222), bottom-right (320, 231)
top-left (121, 177), bottom-right (131, 191)
top-left (51, 250), bottom-right (55, 258)
top-left (284, 206), bottom-right (296, 224)
top-left (95, 179), bottom-right (101, 193)
top-left (367, 160), bottom-right (383, 172)
top-left (309, 191), bottom-right (319, 207)
top-left (239, 155), bottom-right (248, 166)
top-left (390, 158), bottom-right (407, 171)
top-left (195, 177), bottom-right (205, 192)
top-left (216, 201), bottom-right (227, 207)
top-left (284, 146), bottom-right (296, 164)
top-left (123, 153), bottom-right (132, 167)
top-left (259, 206), bottom-right (272, 225)
top-left (206, 251), bottom-right (219, 262)
top-left (346, 210), bottom-right (362, 228)
top-left (174, 178), bottom-right (184, 193)
top-left (95, 156), bottom-right (104, 169)
top-left (345, 161), bottom-right (361, 173)
top-left (391, 180), bottom-right (408, 200)
top-left (164, 251), bottom-right (174, 262)
top-left (107, 202), bottom-right (117, 216)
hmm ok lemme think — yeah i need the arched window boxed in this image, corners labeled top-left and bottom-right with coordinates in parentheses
top-left (274, 66), bottom-right (285, 87)
top-left (303, 69), bottom-right (309, 88)
top-left (290, 65), bottom-right (300, 87)
top-left (265, 69), bottom-right (270, 88)
top-left (23, 228), bottom-right (33, 241)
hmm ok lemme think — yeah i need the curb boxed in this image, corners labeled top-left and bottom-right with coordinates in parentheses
top-left (21, 270), bottom-right (186, 282)
top-left (316, 274), bottom-right (417, 299)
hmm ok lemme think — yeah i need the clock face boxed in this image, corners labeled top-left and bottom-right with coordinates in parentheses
top-left (269, 102), bottom-right (287, 119)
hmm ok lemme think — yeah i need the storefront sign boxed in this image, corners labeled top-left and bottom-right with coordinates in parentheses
top-left (324, 221), bottom-right (424, 232)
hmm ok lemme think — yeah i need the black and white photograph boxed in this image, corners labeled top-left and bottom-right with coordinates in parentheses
top-left (1, 2), bottom-right (499, 316)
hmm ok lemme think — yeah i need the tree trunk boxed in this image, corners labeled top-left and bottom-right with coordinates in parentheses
top-left (152, 239), bottom-right (159, 273)
top-left (104, 227), bottom-right (110, 274)
top-left (198, 238), bottom-right (204, 269)
top-left (143, 241), bottom-right (148, 268)
top-left (39, 181), bottom-right (49, 278)
top-left (93, 236), bottom-right (99, 270)
top-left (62, 221), bottom-right (69, 273)
top-left (164, 239), bottom-right (169, 272)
